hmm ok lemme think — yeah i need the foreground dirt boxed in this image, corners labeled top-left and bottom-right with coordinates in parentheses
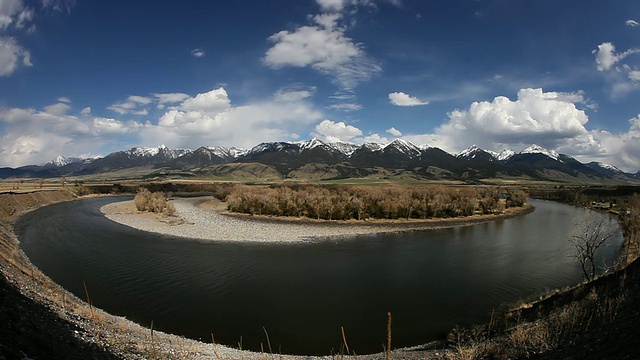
top-left (2, 190), bottom-right (640, 359)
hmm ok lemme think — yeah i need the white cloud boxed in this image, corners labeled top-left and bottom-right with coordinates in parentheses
top-left (57, 97), bottom-right (71, 103)
top-left (274, 89), bottom-right (314, 102)
top-left (311, 119), bottom-right (363, 142)
top-left (593, 42), bottom-right (640, 71)
top-left (316, 0), bottom-right (347, 12)
top-left (629, 70), bottom-right (640, 82)
top-left (360, 133), bottom-right (389, 144)
top-left (0, 101), bottom-right (140, 167)
top-left (0, 36), bottom-right (31, 76)
top-left (328, 102), bottom-right (362, 111)
top-left (562, 116), bottom-right (640, 173)
top-left (154, 92), bottom-right (190, 104)
top-left (80, 107), bottom-right (91, 115)
top-left (0, 0), bottom-right (26, 29)
top-left (191, 48), bottom-right (205, 58)
top-left (386, 127), bottom-right (402, 136)
top-left (180, 87), bottom-right (231, 112)
top-left (398, 88), bottom-right (592, 156)
top-left (626, 19), bottom-right (639, 27)
top-left (92, 117), bottom-right (130, 135)
top-left (388, 91), bottom-right (429, 106)
top-left (263, 7), bottom-right (381, 91)
top-left (108, 95), bottom-right (153, 115)
top-left (140, 87), bottom-right (323, 149)
top-left (44, 102), bottom-right (71, 116)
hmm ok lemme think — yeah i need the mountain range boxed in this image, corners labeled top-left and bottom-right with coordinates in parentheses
top-left (1, 139), bottom-right (639, 183)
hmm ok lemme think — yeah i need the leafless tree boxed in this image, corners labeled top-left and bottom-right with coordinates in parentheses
top-left (569, 214), bottom-right (619, 281)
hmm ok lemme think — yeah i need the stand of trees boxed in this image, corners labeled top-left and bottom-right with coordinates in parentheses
top-left (226, 185), bottom-right (527, 221)
top-left (134, 188), bottom-right (176, 215)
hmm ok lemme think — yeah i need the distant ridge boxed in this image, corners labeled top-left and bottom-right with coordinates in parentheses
top-left (1, 139), bottom-right (639, 184)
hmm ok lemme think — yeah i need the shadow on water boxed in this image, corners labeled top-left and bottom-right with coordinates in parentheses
top-left (16, 197), bottom-right (623, 355)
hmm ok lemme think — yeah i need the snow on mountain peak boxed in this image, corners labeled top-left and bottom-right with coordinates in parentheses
top-left (595, 162), bottom-right (621, 172)
top-left (521, 144), bottom-right (561, 161)
top-left (457, 145), bottom-right (482, 158)
top-left (385, 139), bottom-right (421, 158)
top-left (496, 149), bottom-right (516, 161)
top-left (299, 138), bottom-right (326, 151)
top-left (48, 156), bottom-right (81, 167)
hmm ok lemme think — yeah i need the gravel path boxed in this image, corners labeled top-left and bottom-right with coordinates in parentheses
top-left (101, 196), bottom-right (394, 243)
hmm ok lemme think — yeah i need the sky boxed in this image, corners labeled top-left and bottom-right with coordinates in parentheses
top-left (1, 0), bottom-right (640, 172)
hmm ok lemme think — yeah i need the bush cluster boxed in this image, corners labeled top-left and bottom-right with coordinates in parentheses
top-left (133, 188), bottom-right (176, 215)
top-left (226, 184), bottom-right (527, 221)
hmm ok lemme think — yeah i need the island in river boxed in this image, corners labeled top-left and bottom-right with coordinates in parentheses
top-left (101, 196), bottom-right (533, 242)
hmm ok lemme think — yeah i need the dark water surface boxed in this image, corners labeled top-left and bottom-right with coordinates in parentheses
top-left (16, 197), bottom-right (623, 355)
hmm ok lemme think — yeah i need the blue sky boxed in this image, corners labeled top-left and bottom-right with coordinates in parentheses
top-left (1, 0), bottom-right (640, 172)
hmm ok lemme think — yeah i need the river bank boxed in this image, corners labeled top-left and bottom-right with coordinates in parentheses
top-left (0, 191), bottom-right (447, 359)
top-left (2, 190), bottom-right (639, 359)
top-left (101, 196), bottom-right (534, 242)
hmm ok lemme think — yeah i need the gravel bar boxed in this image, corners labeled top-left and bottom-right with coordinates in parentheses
top-left (101, 196), bottom-right (396, 243)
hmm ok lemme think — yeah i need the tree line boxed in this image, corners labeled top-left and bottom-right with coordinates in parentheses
top-left (226, 184), bottom-right (527, 221)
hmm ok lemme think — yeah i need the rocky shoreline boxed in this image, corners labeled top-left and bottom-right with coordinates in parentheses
top-left (101, 196), bottom-right (534, 243)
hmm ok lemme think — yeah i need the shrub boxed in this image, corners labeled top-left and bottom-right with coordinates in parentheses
top-left (134, 188), bottom-right (175, 215)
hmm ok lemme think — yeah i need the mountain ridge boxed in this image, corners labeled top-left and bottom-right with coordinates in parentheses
top-left (1, 139), bottom-right (639, 183)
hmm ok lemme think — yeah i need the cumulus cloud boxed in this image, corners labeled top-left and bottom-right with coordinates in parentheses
top-left (80, 107), bottom-right (91, 115)
top-left (563, 116), bottom-right (640, 172)
top-left (398, 88), bottom-right (640, 172)
top-left (593, 42), bottom-right (640, 71)
top-left (93, 117), bottom-right (130, 135)
top-left (311, 119), bottom-right (363, 142)
top-left (180, 87), bottom-right (230, 112)
top-left (388, 91), bottom-right (429, 106)
top-left (626, 19), bottom-right (639, 27)
top-left (139, 87), bottom-right (323, 149)
top-left (0, 36), bottom-right (31, 76)
top-left (434, 88), bottom-right (589, 151)
top-left (263, 2), bottom-right (381, 91)
top-left (0, 101), bottom-right (140, 166)
top-left (386, 127), bottom-right (402, 136)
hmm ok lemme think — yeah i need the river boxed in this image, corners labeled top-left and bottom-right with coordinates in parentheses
top-left (16, 197), bottom-right (623, 355)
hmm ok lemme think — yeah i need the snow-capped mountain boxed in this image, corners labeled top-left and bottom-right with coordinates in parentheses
top-left (520, 144), bottom-right (561, 162)
top-left (457, 145), bottom-right (496, 161)
top-left (383, 139), bottom-right (422, 159)
top-left (327, 142), bottom-right (360, 157)
top-left (124, 145), bottom-right (190, 160)
top-left (496, 149), bottom-right (516, 161)
top-left (2, 140), bottom-right (639, 183)
top-left (47, 156), bottom-right (85, 167)
top-left (590, 162), bottom-right (622, 172)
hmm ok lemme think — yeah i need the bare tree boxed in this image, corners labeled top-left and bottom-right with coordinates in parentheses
top-left (569, 215), bottom-right (618, 281)
top-left (622, 193), bottom-right (640, 264)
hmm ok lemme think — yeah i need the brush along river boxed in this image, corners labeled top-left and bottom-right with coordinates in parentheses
top-left (16, 197), bottom-right (623, 355)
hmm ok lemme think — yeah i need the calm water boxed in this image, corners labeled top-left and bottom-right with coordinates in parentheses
top-left (17, 197), bottom-right (623, 355)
